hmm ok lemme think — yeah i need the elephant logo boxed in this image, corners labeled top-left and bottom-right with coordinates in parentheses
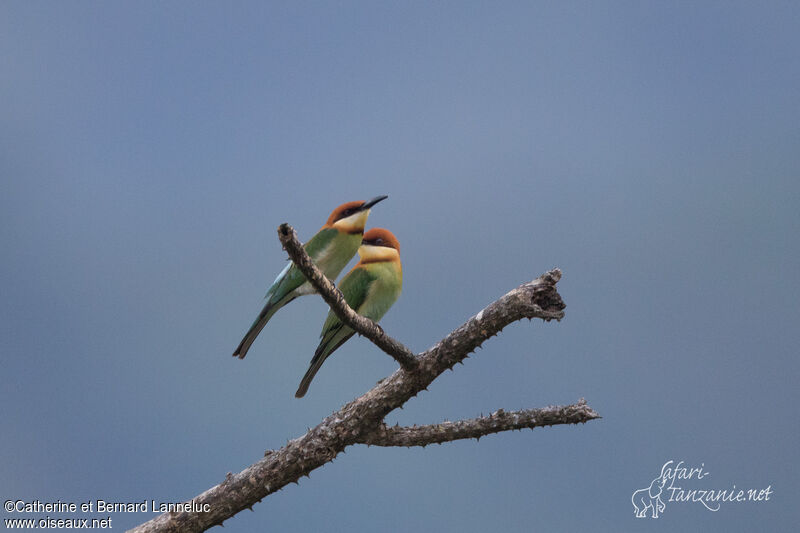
top-left (631, 462), bottom-right (671, 518)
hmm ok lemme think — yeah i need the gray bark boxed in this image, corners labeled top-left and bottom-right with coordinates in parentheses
top-left (127, 224), bottom-right (598, 533)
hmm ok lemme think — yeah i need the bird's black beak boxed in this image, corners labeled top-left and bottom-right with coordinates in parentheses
top-left (361, 195), bottom-right (388, 210)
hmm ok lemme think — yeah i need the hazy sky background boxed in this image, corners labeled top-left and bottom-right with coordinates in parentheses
top-left (2, 2), bottom-right (798, 531)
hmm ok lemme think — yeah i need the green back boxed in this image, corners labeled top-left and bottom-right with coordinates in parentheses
top-left (266, 227), bottom-right (360, 303)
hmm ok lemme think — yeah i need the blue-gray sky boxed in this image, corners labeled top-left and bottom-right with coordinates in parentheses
top-left (2, 2), bottom-right (798, 531)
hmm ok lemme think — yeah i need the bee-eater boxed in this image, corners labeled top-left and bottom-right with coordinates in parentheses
top-left (295, 228), bottom-right (402, 398)
top-left (233, 196), bottom-right (388, 359)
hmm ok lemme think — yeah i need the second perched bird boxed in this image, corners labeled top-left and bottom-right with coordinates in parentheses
top-left (233, 196), bottom-right (388, 359)
top-left (295, 228), bottom-right (403, 398)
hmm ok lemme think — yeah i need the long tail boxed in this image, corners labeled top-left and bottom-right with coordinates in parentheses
top-left (232, 295), bottom-right (295, 359)
top-left (295, 331), bottom-right (354, 397)
top-left (294, 353), bottom-right (327, 398)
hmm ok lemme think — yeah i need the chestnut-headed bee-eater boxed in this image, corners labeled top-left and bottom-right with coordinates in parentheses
top-left (295, 228), bottom-right (402, 397)
top-left (233, 196), bottom-right (388, 359)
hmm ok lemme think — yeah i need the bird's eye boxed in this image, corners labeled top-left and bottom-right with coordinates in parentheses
top-left (375, 238), bottom-right (384, 246)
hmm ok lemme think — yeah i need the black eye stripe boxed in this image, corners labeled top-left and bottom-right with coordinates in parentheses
top-left (336, 206), bottom-right (361, 221)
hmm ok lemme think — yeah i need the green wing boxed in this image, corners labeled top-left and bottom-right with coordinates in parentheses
top-left (318, 266), bottom-right (376, 339)
top-left (265, 227), bottom-right (339, 301)
top-left (303, 227), bottom-right (339, 260)
top-left (295, 266), bottom-right (376, 397)
top-left (234, 228), bottom-right (341, 359)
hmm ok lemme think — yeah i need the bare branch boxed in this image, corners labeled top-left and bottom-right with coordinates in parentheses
top-left (278, 223), bottom-right (418, 370)
top-left (128, 226), bottom-right (590, 533)
top-left (358, 400), bottom-right (600, 447)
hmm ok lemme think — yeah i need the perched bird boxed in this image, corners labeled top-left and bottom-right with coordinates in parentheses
top-left (233, 196), bottom-right (388, 359)
top-left (295, 228), bottom-right (403, 398)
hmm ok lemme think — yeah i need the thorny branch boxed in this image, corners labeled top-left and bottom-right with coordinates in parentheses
top-left (127, 223), bottom-right (599, 533)
top-left (358, 400), bottom-right (600, 447)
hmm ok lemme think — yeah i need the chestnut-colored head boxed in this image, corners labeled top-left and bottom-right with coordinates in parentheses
top-left (324, 195), bottom-right (388, 234)
top-left (358, 228), bottom-right (401, 264)
top-left (362, 228), bottom-right (400, 252)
